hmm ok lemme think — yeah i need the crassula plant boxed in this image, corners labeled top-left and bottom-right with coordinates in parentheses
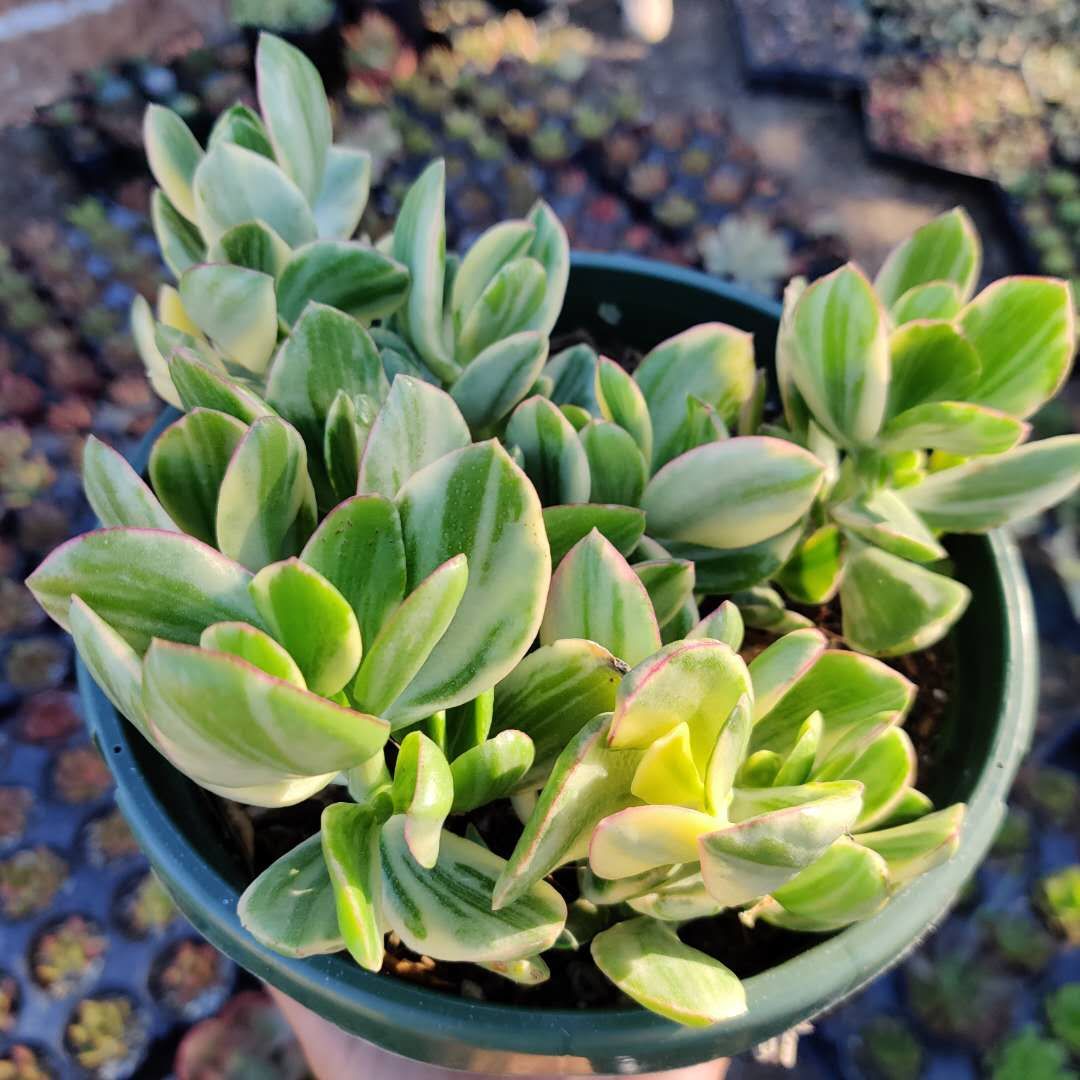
top-left (25, 31), bottom-right (1080, 1034)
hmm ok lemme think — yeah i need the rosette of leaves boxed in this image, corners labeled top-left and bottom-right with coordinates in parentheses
top-left (491, 541), bottom-right (965, 1024)
top-left (27, 378), bottom-right (552, 809)
top-left (133, 33), bottom-right (571, 471)
top-left (500, 326), bottom-right (826, 637)
top-left (764, 207), bottom-right (1080, 655)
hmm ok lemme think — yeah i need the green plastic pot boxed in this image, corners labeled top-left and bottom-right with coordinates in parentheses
top-left (80, 253), bottom-right (1038, 1075)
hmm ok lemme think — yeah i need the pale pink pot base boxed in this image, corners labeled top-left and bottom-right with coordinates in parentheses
top-left (266, 987), bottom-right (731, 1080)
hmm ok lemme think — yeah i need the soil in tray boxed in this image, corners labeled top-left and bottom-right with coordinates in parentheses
top-left (216, 600), bottom-right (953, 1011)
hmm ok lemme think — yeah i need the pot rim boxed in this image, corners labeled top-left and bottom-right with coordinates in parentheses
top-left (80, 253), bottom-right (1039, 1073)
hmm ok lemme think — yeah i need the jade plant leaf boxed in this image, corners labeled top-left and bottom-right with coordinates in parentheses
top-left (215, 417), bottom-right (317, 572)
top-left (874, 207), bottom-right (980, 308)
top-left (392, 161), bottom-right (455, 382)
top-left (505, 396), bottom-right (591, 506)
top-left (961, 277), bottom-right (1076, 418)
top-left (168, 349), bottom-right (273, 423)
top-left (840, 544), bottom-right (971, 657)
top-left (901, 435), bottom-right (1080, 531)
top-left (494, 714), bottom-right (642, 909)
top-left (276, 242), bottom-right (410, 326)
top-left (633, 559), bottom-right (695, 629)
top-left (452, 220), bottom-right (536, 324)
top-left (450, 730), bottom-right (536, 813)
top-left (392, 440), bottom-right (550, 722)
top-left (753, 838), bottom-right (890, 931)
top-left (255, 31), bottom-right (332, 202)
top-left (540, 530), bottom-right (661, 666)
top-left (630, 721), bottom-right (704, 810)
top-left (772, 711), bottom-right (822, 787)
top-left (193, 142), bottom-right (317, 249)
top-left (608, 639), bottom-right (753, 772)
top-left (444, 690), bottom-right (495, 762)
top-left (591, 918), bottom-right (746, 1027)
top-left (641, 437), bottom-right (824, 550)
top-left (151, 190), bottom-right (206, 280)
top-left (149, 409), bottom-right (247, 545)
top-left (132, 294), bottom-right (182, 407)
top-left (457, 256), bottom-right (546, 364)
top-left (545, 344), bottom-right (603, 415)
top-left (885, 321), bottom-right (981, 419)
top-left (180, 264), bottom-right (278, 375)
top-left (301, 495), bottom-right (406, 650)
top-left (699, 781), bottom-right (863, 906)
top-left (750, 649), bottom-right (914, 758)
top-left (380, 815), bottom-right (566, 962)
top-left (831, 489), bottom-right (946, 564)
top-left (687, 600), bottom-right (744, 650)
top-left (841, 726), bottom-right (916, 829)
top-left (668, 523), bottom-right (805, 595)
top-left (351, 555), bottom-right (468, 718)
top-left (321, 803), bottom-right (384, 971)
top-left (323, 390), bottom-right (372, 501)
top-left (523, 200), bottom-right (569, 337)
top-left (208, 103), bottom-right (274, 158)
top-left (144, 105), bottom-right (203, 222)
top-left (633, 324), bottom-right (755, 470)
top-left (889, 281), bottom-right (963, 325)
top-left (313, 146), bottom-right (372, 239)
top-left (238, 833), bottom-right (344, 957)
top-left (857, 804), bottom-right (965, 885)
top-left (200, 620), bottom-right (305, 686)
top-left (775, 524), bottom-right (843, 604)
top-left (580, 420), bottom-right (649, 506)
top-left (789, 264), bottom-right (889, 447)
top-left (748, 629), bottom-right (827, 722)
top-left (392, 732), bottom-right (454, 868)
top-left (628, 875), bottom-right (722, 923)
top-left (142, 639), bottom-right (388, 795)
top-left (591, 805), bottom-right (719, 880)
top-left (541, 504), bottom-right (646, 566)
top-left (209, 220), bottom-right (291, 277)
top-left (250, 559), bottom-right (363, 697)
top-left (491, 638), bottom-right (625, 783)
top-left (69, 597), bottom-right (149, 738)
top-left (703, 696), bottom-right (753, 814)
top-left (597, 355), bottom-right (653, 463)
top-left (879, 402), bottom-right (1027, 456)
top-left (450, 331), bottom-right (549, 433)
top-left (83, 435), bottom-right (177, 532)
top-left (28, 528), bottom-right (261, 652)
top-left (356, 376), bottom-right (471, 500)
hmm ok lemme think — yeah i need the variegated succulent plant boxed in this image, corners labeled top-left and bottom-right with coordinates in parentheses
top-left (23, 31), bottom-right (1076, 1031)
top-left (488, 535), bottom-right (963, 1024)
top-left (764, 209), bottom-right (1080, 655)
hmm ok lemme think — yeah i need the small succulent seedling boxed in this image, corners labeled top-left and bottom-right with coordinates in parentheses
top-left (768, 208), bottom-right (1080, 654)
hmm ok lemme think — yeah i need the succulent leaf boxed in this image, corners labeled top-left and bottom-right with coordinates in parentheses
top-left (83, 435), bottom-right (178, 532)
top-left (591, 805), bottom-right (720, 880)
top-left (391, 732), bottom-right (454, 868)
top-left (451, 220), bottom-right (536, 326)
top-left (634, 324), bottom-right (755, 470)
top-left (391, 440), bottom-right (550, 722)
top-left (450, 331), bottom-right (549, 433)
top-left (597, 355), bottom-right (653, 462)
top-left (857, 804), bottom-right (965, 884)
top-left (886, 321), bottom-right (981, 419)
top-left (540, 530), bottom-right (661, 666)
top-left (748, 629), bottom-right (827, 722)
top-left (874, 208), bottom-right (981, 308)
top-left (900, 435), bottom-right (1080, 531)
top-left (380, 815), bottom-right (566, 962)
top-left (506, 396), bottom-right (591, 506)
top-left (357, 375), bottom-right (470, 500)
top-left (890, 281), bottom-right (963, 324)
top-left (352, 555), bottom-right (468, 719)
top-left (144, 104), bottom-right (204, 222)
top-left (151, 189), bottom-right (207, 280)
top-left (276, 242), bottom-right (410, 326)
top-left (321, 804), bottom-right (384, 971)
top-left (168, 349), bottom-right (273, 423)
top-left (250, 559), bottom-right (362, 697)
top-left (641, 436), bottom-right (824, 550)
top-left (580, 420), bottom-right (649, 506)
top-left (789, 264), bottom-right (889, 447)
top-left (451, 730), bottom-right (535, 813)
top-left (687, 600), bottom-right (744, 650)
top-left (542, 504), bottom-right (645, 566)
top-left (239, 834), bottom-right (344, 957)
top-left (254, 31), bottom-right (332, 203)
top-left (831, 489), bottom-right (946, 564)
top-left (840, 545), bottom-right (971, 657)
top-left (492, 638), bottom-right (625, 784)
top-left (523, 200), bottom-right (569, 337)
top-left (312, 146), bottom-right (372, 240)
top-left (591, 918), bottom-right (746, 1028)
top-left (215, 416), bottom-right (317, 571)
top-left (27, 528), bottom-right (261, 652)
top-left (962, 277), bottom-right (1076, 418)
top-left (200, 620), bottom-right (306, 686)
top-left (775, 524), bottom-right (843, 604)
top-left (209, 220), bottom-right (291, 276)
